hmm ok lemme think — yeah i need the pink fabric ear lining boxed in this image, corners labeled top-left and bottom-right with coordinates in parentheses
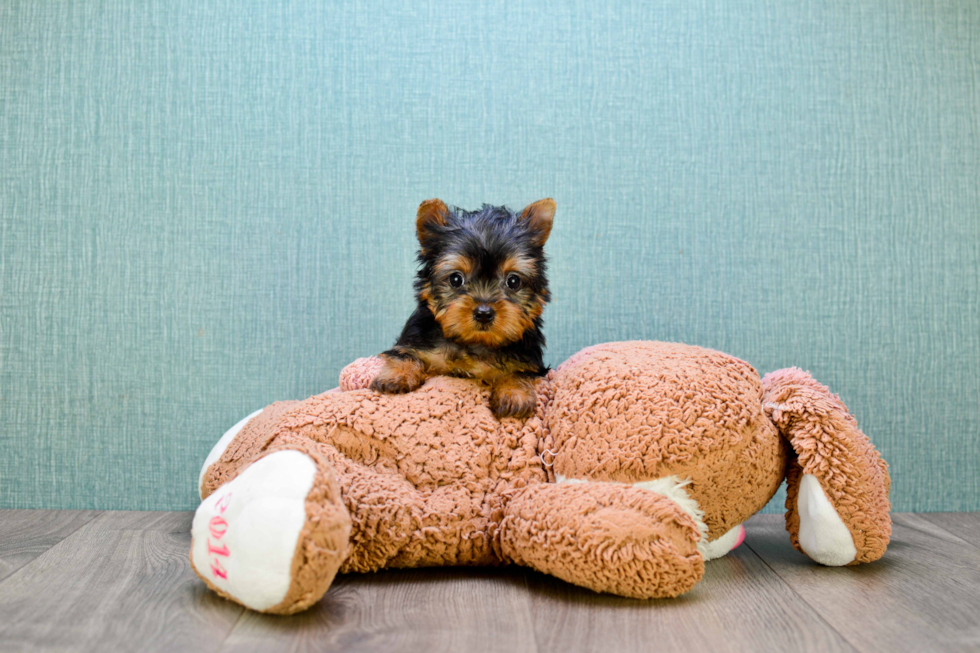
top-left (733, 524), bottom-right (746, 550)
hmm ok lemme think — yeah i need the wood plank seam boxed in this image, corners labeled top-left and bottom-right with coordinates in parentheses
top-left (917, 514), bottom-right (980, 552)
top-left (0, 510), bottom-right (101, 588)
top-left (741, 538), bottom-right (862, 652)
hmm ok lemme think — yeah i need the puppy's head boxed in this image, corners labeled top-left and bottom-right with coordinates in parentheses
top-left (414, 199), bottom-right (554, 348)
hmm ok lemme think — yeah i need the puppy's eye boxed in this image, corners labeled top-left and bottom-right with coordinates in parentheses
top-left (506, 273), bottom-right (522, 290)
top-left (449, 272), bottom-right (464, 288)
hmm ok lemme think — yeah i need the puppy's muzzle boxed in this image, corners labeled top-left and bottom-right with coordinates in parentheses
top-left (473, 304), bottom-right (495, 325)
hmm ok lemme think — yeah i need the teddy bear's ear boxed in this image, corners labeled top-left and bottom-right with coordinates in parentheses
top-left (416, 199), bottom-right (450, 250)
top-left (519, 198), bottom-right (556, 247)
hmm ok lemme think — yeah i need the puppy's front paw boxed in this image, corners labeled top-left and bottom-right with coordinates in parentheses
top-left (370, 356), bottom-right (426, 394)
top-left (490, 376), bottom-right (536, 420)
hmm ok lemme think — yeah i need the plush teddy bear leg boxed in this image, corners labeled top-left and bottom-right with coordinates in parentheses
top-left (195, 356), bottom-right (388, 501)
top-left (196, 397), bottom-right (460, 576)
top-left (190, 445), bottom-right (352, 614)
top-left (762, 368), bottom-right (891, 566)
top-left (198, 400), bottom-right (314, 500)
top-left (499, 482), bottom-right (705, 599)
top-left (197, 408), bottom-right (265, 498)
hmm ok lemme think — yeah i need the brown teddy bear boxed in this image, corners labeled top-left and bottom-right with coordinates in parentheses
top-left (191, 341), bottom-right (891, 614)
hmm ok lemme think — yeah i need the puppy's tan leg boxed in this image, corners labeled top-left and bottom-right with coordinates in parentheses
top-left (489, 373), bottom-right (536, 419)
top-left (370, 354), bottom-right (426, 394)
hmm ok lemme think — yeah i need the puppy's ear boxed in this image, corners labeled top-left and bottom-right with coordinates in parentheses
top-left (416, 199), bottom-right (450, 250)
top-left (519, 198), bottom-right (555, 247)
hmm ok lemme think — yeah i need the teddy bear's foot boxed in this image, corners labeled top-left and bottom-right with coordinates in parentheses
top-left (190, 449), bottom-right (352, 614)
top-left (701, 523), bottom-right (746, 561)
top-left (763, 367), bottom-right (891, 566)
top-left (500, 482), bottom-right (704, 599)
top-left (792, 469), bottom-right (858, 565)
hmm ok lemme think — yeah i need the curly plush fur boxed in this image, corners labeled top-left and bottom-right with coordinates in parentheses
top-left (192, 341), bottom-right (891, 614)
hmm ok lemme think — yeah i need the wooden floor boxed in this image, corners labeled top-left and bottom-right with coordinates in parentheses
top-left (0, 511), bottom-right (977, 652)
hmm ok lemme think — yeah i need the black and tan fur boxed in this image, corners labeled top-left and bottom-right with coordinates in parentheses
top-left (371, 198), bottom-right (554, 419)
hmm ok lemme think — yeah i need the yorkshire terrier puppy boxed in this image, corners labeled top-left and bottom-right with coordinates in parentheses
top-left (371, 198), bottom-right (555, 419)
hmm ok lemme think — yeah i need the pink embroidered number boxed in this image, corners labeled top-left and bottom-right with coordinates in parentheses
top-left (209, 516), bottom-right (228, 539)
top-left (207, 492), bottom-right (232, 580)
top-left (211, 559), bottom-right (228, 580)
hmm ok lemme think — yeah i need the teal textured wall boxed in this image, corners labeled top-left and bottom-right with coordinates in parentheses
top-left (1, 1), bottom-right (978, 512)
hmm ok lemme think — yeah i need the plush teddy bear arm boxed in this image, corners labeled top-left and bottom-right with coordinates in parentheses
top-left (499, 482), bottom-right (704, 598)
top-left (762, 368), bottom-right (891, 566)
top-left (339, 356), bottom-right (385, 391)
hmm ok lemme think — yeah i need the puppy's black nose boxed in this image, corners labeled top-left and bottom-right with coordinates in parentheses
top-left (473, 305), bottom-right (495, 324)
